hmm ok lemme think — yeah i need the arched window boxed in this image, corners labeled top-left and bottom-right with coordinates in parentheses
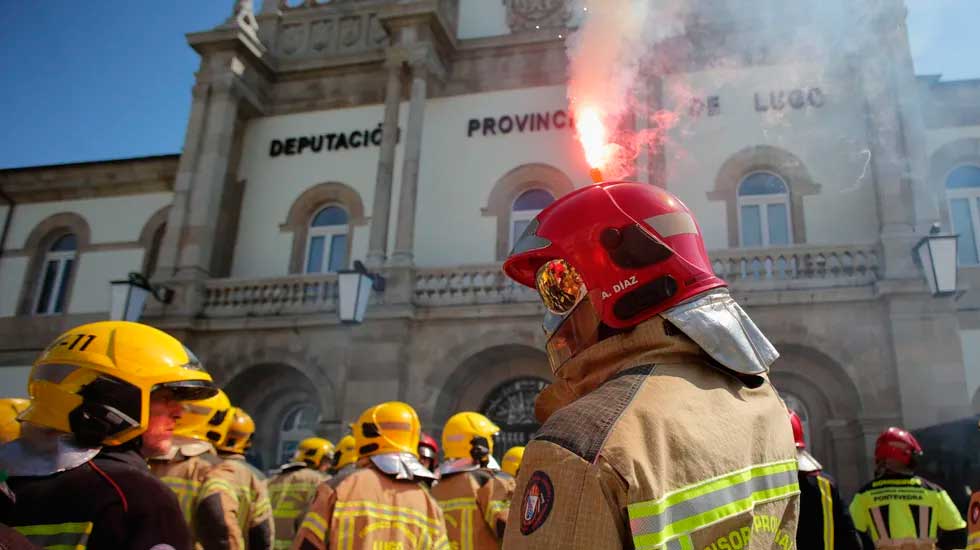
top-left (481, 377), bottom-right (549, 461)
top-left (277, 403), bottom-right (321, 466)
top-left (305, 206), bottom-right (349, 273)
top-left (510, 190), bottom-right (555, 251)
top-left (782, 393), bottom-right (812, 450)
top-left (34, 234), bottom-right (77, 315)
top-left (737, 172), bottom-right (792, 248)
top-left (946, 165), bottom-right (980, 265)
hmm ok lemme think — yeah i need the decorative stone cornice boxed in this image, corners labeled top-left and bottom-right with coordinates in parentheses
top-left (0, 155), bottom-right (178, 203)
top-left (503, 0), bottom-right (570, 32)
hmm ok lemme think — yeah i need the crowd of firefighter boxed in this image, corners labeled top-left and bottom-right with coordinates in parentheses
top-left (0, 182), bottom-right (975, 549)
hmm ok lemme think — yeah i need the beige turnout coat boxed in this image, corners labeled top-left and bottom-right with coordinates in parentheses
top-left (502, 317), bottom-right (800, 550)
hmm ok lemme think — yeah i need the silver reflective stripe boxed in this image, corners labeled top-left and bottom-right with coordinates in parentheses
top-left (644, 212), bottom-right (698, 237)
top-left (630, 468), bottom-right (798, 537)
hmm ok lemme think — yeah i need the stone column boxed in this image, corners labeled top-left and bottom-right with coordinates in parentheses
top-left (366, 55), bottom-right (405, 267)
top-left (175, 75), bottom-right (241, 280)
top-left (390, 58), bottom-right (429, 266)
top-left (154, 82), bottom-right (211, 281)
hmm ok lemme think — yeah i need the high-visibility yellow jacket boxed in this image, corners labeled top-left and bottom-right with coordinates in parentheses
top-left (199, 453), bottom-right (274, 550)
top-left (849, 474), bottom-right (965, 550)
top-left (268, 464), bottom-right (329, 549)
top-left (293, 460), bottom-right (449, 550)
top-left (431, 468), bottom-right (515, 549)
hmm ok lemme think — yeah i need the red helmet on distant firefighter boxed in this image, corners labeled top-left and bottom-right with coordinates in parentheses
top-left (418, 432), bottom-right (440, 470)
top-left (789, 409), bottom-right (806, 449)
top-left (504, 182), bottom-right (726, 372)
top-left (874, 427), bottom-right (923, 467)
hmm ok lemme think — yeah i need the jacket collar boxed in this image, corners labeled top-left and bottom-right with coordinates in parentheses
top-left (535, 316), bottom-right (704, 423)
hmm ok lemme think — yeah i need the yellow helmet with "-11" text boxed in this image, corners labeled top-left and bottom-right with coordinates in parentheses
top-left (21, 321), bottom-right (217, 447)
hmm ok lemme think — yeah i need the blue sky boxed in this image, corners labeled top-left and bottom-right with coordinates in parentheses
top-left (0, 1), bottom-right (975, 169)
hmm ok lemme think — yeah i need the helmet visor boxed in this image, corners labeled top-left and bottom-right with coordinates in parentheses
top-left (535, 259), bottom-right (587, 315)
top-left (545, 295), bottom-right (603, 373)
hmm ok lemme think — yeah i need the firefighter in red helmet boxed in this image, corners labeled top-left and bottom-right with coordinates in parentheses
top-left (501, 181), bottom-right (798, 549)
top-left (788, 409), bottom-right (861, 550)
top-left (418, 432), bottom-right (440, 475)
top-left (849, 427), bottom-right (965, 549)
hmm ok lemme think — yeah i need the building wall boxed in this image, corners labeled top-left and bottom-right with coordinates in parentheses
top-left (457, 0), bottom-right (509, 40)
top-left (664, 62), bottom-right (881, 248)
top-left (0, 193), bottom-right (171, 316)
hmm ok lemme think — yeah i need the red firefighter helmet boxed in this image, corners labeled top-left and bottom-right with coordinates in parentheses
top-left (874, 427), bottom-right (923, 467)
top-left (418, 432), bottom-right (439, 463)
top-left (789, 410), bottom-right (806, 449)
top-left (504, 182), bottom-right (725, 371)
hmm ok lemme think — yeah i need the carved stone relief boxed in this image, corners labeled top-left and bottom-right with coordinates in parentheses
top-left (279, 23), bottom-right (306, 55)
top-left (503, 0), bottom-right (570, 32)
top-left (310, 19), bottom-right (335, 52)
top-left (339, 16), bottom-right (364, 50)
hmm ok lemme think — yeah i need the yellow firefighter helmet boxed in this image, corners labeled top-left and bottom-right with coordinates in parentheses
top-left (217, 407), bottom-right (255, 454)
top-left (174, 389), bottom-right (232, 444)
top-left (501, 446), bottom-right (525, 477)
top-left (21, 321), bottom-right (216, 447)
top-left (442, 412), bottom-right (500, 460)
top-left (0, 398), bottom-right (30, 444)
top-left (333, 434), bottom-right (358, 469)
top-left (294, 437), bottom-right (334, 468)
top-left (353, 402), bottom-right (421, 458)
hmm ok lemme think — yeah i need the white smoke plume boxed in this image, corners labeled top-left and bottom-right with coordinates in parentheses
top-left (565, 0), bottom-right (685, 180)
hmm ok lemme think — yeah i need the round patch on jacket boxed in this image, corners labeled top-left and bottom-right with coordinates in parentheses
top-left (520, 470), bottom-right (554, 535)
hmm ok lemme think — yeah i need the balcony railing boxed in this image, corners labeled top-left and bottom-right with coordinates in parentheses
top-left (414, 265), bottom-right (539, 307)
top-left (710, 243), bottom-right (880, 289)
top-left (198, 244), bottom-right (880, 318)
top-left (202, 274), bottom-right (339, 318)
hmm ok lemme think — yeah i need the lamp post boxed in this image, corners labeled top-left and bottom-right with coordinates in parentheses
top-left (109, 272), bottom-right (174, 322)
top-left (337, 260), bottom-right (386, 324)
top-left (913, 224), bottom-right (959, 297)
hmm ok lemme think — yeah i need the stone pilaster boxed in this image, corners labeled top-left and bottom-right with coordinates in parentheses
top-left (366, 52), bottom-right (406, 267)
top-left (390, 56), bottom-right (429, 266)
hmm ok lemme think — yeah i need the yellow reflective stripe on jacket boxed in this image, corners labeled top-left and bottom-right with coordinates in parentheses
top-left (334, 500), bottom-right (447, 547)
top-left (437, 497), bottom-right (478, 550)
top-left (483, 499), bottom-right (509, 527)
top-left (300, 511), bottom-right (328, 541)
top-left (201, 477), bottom-right (238, 498)
top-left (628, 459), bottom-right (799, 550)
top-left (818, 476), bottom-right (834, 550)
top-left (160, 476), bottom-right (202, 525)
top-left (967, 531), bottom-right (980, 550)
top-left (15, 521), bottom-right (94, 550)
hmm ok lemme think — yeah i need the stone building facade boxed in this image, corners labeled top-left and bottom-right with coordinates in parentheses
top-left (1, 0), bottom-right (980, 495)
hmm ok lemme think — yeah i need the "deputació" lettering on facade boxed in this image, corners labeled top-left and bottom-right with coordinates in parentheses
top-left (269, 123), bottom-right (398, 157)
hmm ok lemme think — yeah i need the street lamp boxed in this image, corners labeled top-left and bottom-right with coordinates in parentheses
top-left (914, 224), bottom-right (959, 296)
top-left (337, 260), bottom-right (386, 324)
top-left (109, 272), bottom-right (174, 322)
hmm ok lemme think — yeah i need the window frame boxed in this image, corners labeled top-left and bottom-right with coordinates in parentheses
top-left (945, 163), bottom-right (980, 266)
top-left (303, 205), bottom-right (351, 274)
top-left (509, 189), bottom-right (556, 252)
top-left (34, 235), bottom-right (78, 315)
top-left (276, 403), bottom-right (321, 466)
top-left (736, 171), bottom-right (793, 248)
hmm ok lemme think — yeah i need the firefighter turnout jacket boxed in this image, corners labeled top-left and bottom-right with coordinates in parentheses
top-left (431, 467), bottom-right (515, 549)
top-left (268, 463), bottom-right (329, 549)
top-left (199, 453), bottom-right (274, 550)
top-left (796, 471), bottom-right (862, 550)
top-left (149, 442), bottom-right (238, 547)
top-left (0, 448), bottom-right (193, 550)
top-left (849, 474), bottom-right (966, 550)
top-left (501, 317), bottom-right (800, 550)
top-left (967, 490), bottom-right (980, 550)
top-left (294, 460), bottom-right (450, 550)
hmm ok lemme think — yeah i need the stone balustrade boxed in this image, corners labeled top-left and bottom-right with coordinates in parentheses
top-left (199, 244), bottom-right (880, 317)
top-left (202, 274), bottom-right (339, 318)
top-left (710, 243), bottom-right (880, 289)
top-left (414, 264), bottom-right (539, 307)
